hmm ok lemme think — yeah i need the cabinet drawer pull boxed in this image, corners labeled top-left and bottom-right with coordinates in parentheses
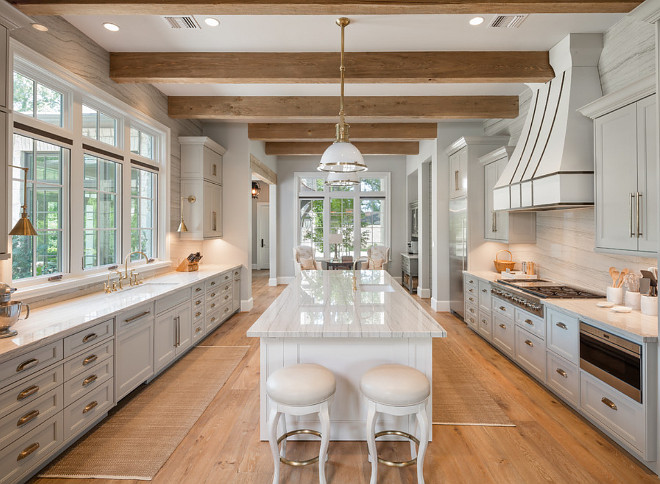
top-left (17, 409), bottom-right (40, 427)
top-left (17, 442), bottom-right (39, 461)
top-left (211, 317), bottom-right (216, 323)
top-left (82, 374), bottom-right (98, 387)
top-left (195, 327), bottom-right (202, 333)
top-left (468, 297), bottom-right (474, 302)
top-left (499, 306), bottom-right (506, 311)
top-left (211, 303), bottom-right (216, 309)
top-left (601, 397), bottom-right (617, 411)
top-left (196, 300), bottom-right (202, 306)
top-left (224, 295), bottom-right (230, 300)
top-left (468, 288), bottom-right (474, 293)
top-left (195, 287), bottom-right (202, 292)
top-left (499, 323), bottom-right (506, 329)
top-left (211, 281), bottom-right (216, 286)
top-left (234, 271), bottom-right (239, 276)
top-left (556, 322), bottom-right (567, 330)
top-left (469, 318), bottom-right (475, 324)
top-left (83, 354), bottom-right (98, 366)
top-left (468, 279), bottom-right (474, 284)
top-left (482, 289), bottom-right (487, 293)
top-left (524, 340), bottom-right (534, 348)
top-left (195, 311), bottom-right (202, 317)
top-left (225, 285), bottom-right (230, 291)
top-left (17, 385), bottom-right (40, 401)
top-left (125, 311), bottom-right (150, 323)
top-left (556, 368), bottom-right (568, 378)
top-left (224, 275), bottom-right (230, 280)
top-left (83, 401), bottom-right (98, 414)
top-left (210, 292), bottom-right (216, 298)
top-left (224, 307), bottom-right (229, 313)
top-left (524, 319), bottom-right (534, 326)
top-left (16, 358), bottom-right (39, 373)
top-left (82, 333), bottom-right (97, 344)
top-left (469, 308), bottom-right (475, 314)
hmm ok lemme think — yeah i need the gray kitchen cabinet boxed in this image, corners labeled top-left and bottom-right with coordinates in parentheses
top-left (115, 304), bottom-right (154, 401)
top-left (154, 301), bottom-right (192, 373)
top-left (594, 95), bottom-right (657, 255)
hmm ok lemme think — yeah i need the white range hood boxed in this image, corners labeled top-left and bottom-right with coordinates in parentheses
top-left (493, 34), bottom-right (604, 212)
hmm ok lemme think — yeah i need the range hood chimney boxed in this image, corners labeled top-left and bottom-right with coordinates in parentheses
top-left (493, 34), bottom-right (603, 212)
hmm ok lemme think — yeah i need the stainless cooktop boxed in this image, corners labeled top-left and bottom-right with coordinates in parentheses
top-left (497, 279), bottom-right (603, 299)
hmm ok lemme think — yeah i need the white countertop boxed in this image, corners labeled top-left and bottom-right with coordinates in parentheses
top-left (464, 270), bottom-right (658, 343)
top-left (247, 270), bottom-right (446, 338)
top-left (0, 264), bottom-right (240, 363)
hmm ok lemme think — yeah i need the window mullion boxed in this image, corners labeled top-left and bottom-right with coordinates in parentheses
top-left (69, 92), bottom-right (84, 276)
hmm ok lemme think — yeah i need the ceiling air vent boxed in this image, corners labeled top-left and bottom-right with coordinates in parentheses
top-left (488, 14), bottom-right (528, 28)
top-left (162, 16), bottom-right (200, 29)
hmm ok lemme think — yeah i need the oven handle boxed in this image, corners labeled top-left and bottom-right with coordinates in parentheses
top-left (579, 329), bottom-right (641, 358)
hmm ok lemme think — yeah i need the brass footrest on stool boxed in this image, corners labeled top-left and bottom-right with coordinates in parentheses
top-left (277, 429), bottom-right (323, 467)
top-left (374, 430), bottom-right (420, 468)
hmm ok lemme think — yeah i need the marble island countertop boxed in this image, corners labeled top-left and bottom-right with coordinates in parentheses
top-left (247, 270), bottom-right (447, 338)
top-left (0, 264), bottom-right (240, 363)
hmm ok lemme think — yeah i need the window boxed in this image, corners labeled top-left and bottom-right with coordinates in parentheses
top-left (131, 167), bottom-right (157, 259)
top-left (83, 154), bottom-right (120, 269)
top-left (296, 173), bottom-right (390, 261)
top-left (13, 71), bottom-right (63, 127)
top-left (82, 104), bottom-right (118, 146)
top-left (11, 134), bottom-right (69, 280)
top-left (130, 126), bottom-right (155, 160)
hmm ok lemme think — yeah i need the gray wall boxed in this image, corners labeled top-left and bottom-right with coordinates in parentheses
top-left (276, 155), bottom-right (407, 279)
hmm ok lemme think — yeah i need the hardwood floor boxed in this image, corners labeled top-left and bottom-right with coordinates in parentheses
top-left (33, 271), bottom-right (659, 484)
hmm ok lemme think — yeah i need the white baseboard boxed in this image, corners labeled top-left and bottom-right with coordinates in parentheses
top-left (252, 264), bottom-right (258, 270)
top-left (431, 298), bottom-right (450, 312)
top-left (417, 287), bottom-right (431, 299)
top-left (241, 298), bottom-right (254, 312)
top-left (277, 276), bottom-right (295, 285)
top-left (268, 278), bottom-right (278, 287)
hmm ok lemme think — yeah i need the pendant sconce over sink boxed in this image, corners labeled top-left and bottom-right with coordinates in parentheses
top-left (9, 165), bottom-right (37, 236)
top-left (317, 17), bottom-right (367, 174)
top-left (177, 195), bottom-right (196, 233)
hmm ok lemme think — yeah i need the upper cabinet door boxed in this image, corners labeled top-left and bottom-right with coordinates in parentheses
top-left (636, 95), bottom-right (657, 254)
top-left (449, 148), bottom-right (467, 199)
top-left (203, 146), bottom-right (223, 185)
top-left (484, 160), bottom-right (501, 240)
top-left (595, 103), bottom-right (638, 252)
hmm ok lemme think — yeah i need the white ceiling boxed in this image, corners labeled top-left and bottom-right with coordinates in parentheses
top-left (63, 13), bottom-right (624, 106)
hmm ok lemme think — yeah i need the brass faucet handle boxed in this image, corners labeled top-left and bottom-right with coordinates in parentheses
top-left (130, 270), bottom-right (141, 286)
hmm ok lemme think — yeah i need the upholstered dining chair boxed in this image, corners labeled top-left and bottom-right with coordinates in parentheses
top-left (366, 246), bottom-right (390, 271)
top-left (293, 245), bottom-right (323, 276)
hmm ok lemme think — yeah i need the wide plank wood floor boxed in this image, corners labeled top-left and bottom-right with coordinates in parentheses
top-left (32, 270), bottom-right (659, 484)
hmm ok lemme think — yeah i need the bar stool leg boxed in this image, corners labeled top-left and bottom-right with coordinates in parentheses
top-left (366, 400), bottom-right (378, 484)
top-left (279, 413), bottom-right (288, 458)
top-left (410, 417), bottom-right (418, 460)
top-left (268, 406), bottom-right (282, 484)
top-left (318, 401), bottom-right (331, 484)
top-left (415, 407), bottom-right (429, 484)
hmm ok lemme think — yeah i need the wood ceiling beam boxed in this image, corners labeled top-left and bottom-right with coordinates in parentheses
top-left (11, 1), bottom-right (641, 15)
top-left (265, 141), bottom-right (419, 156)
top-left (110, 51), bottom-right (553, 84)
top-left (248, 123), bottom-right (438, 141)
top-left (168, 96), bottom-right (519, 120)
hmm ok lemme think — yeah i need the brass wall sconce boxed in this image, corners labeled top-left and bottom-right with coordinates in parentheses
top-left (251, 181), bottom-right (261, 199)
top-left (8, 165), bottom-right (37, 236)
top-left (177, 195), bottom-right (196, 233)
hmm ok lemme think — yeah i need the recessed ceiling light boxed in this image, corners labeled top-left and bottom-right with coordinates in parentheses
top-left (469, 16), bottom-right (485, 26)
top-left (103, 22), bottom-right (120, 32)
top-left (31, 23), bottom-right (48, 32)
top-left (204, 17), bottom-right (220, 27)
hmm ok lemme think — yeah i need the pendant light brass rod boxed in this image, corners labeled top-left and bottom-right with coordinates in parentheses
top-left (8, 164), bottom-right (37, 236)
top-left (336, 17), bottom-right (349, 126)
top-left (8, 164), bottom-right (29, 217)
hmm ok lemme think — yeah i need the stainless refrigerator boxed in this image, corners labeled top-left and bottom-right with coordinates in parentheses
top-left (449, 197), bottom-right (467, 318)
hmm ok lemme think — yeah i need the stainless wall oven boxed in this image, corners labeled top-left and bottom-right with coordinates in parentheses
top-left (579, 322), bottom-right (642, 403)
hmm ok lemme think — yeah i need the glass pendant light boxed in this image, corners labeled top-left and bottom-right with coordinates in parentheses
top-left (317, 17), bottom-right (367, 174)
top-left (8, 165), bottom-right (37, 236)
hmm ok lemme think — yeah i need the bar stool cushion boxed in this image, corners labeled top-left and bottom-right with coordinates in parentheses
top-left (267, 363), bottom-right (336, 406)
top-left (360, 364), bottom-right (430, 406)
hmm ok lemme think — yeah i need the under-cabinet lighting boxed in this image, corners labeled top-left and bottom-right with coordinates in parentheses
top-left (103, 22), bottom-right (120, 32)
top-left (469, 17), bottom-right (485, 26)
top-left (31, 24), bottom-right (48, 32)
top-left (204, 18), bottom-right (220, 27)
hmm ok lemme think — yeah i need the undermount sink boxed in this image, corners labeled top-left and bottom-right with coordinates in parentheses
top-left (120, 281), bottom-right (179, 292)
top-left (359, 284), bottom-right (396, 293)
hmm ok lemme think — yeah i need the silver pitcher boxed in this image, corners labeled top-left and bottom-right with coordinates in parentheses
top-left (0, 283), bottom-right (29, 339)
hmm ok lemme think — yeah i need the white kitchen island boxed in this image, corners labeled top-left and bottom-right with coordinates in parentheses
top-left (247, 270), bottom-right (447, 441)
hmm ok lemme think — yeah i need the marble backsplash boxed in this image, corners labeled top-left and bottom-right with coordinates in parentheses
top-left (509, 208), bottom-right (657, 295)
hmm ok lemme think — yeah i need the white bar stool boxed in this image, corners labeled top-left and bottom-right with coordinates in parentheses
top-left (266, 363), bottom-right (336, 484)
top-left (360, 364), bottom-right (431, 484)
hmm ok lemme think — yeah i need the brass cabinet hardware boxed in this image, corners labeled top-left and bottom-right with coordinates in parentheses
top-left (17, 442), bottom-right (39, 461)
top-left (83, 354), bottom-right (98, 366)
top-left (211, 281), bottom-right (216, 286)
top-left (16, 409), bottom-right (40, 427)
top-left (196, 300), bottom-right (202, 306)
top-left (468, 297), bottom-right (474, 302)
top-left (195, 327), bottom-right (202, 333)
top-left (17, 385), bottom-right (39, 401)
top-left (224, 285), bottom-right (230, 291)
top-left (125, 310), bottom-right (150, 323)
top-left (212, 211), bottom-right (217, 231)
top-left (16, 358), bottom-right (39, 373)
top-left (636, 192), bottom-right (642, 237)
top-left (601, 397), bottom-right (617, 411)
top-left (82, 333), bottom-right (97, 344)
top-left (525, 340), bottom-right (534, 347)
top-left (492, 211), bottom-right (497, 233)
top-left (195, 287), bottom-right (202, 292)
top-left (524, 319), bottom-right (533, 325)
top-left (469, 317), bottom-right (474, 324)
top-left (176, 316), bottom-right (181, 347)
top-left (83, 401), bottom-right (98, 414)
top-left (468, 288), bottom-right (474, 293)
top-left (556, 322), bottom-right (568, 330)
top-left (629, 193), bottom-right (635, 237)
top-left (211, 317), bottom-right (216, 323)
top-left (210, 292), bottom-right (216, 298)
top-left (224, 295), bottom-right (229, 300)
top-left (482, 289), bottom-right (487, 293)
top-left (556, 368), bottom-right (568, 378)
top-left (234, 271), bottom-right (239, 276)
top-left (224, 307), bottom-right (229, 313)
top-left (499, 306), bottom-right (506, 311)
top-left (454, 170), bottom-right (459, 191)
top-left (468, 280), bottom-right (474, 284)
top-left (469, 308), bottom-right (475, 314)
top-left (499, 324), bottom-right (506, 329)
top-left (195, 311), bottom-right (202, 317)
top-left (211, 303), bottom-right (216, 309)
top-left (82, 374), bottom-right (98, 387)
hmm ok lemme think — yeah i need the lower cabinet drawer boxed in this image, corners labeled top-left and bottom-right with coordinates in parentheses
top-left (546, 352), bottom-right (579, 407)
top-left (580, 371), bottom-right (645, 456)
top-left (492, 298), bottom-right (514, 319)
top-left (192, 320), bottom-right (206, 342)
top-left (206, 310), bottom-right (221, 332)
top-left (207, 297), bottom-right (221, 313)
top-left (219, 290), bottom-right (232, 308)
top-left (64, 357), bottom-right (113, 407)
top-left (0, 414), bottom-right (63, 484)
top-left (64, 379), bottom-right (114, 440)
top-left (63, 319), bottom-right (113, 358)
top-left (478, 310), bottom-right (492, 340)
top-left (63, 338), bottom-right (113, 382)
top-left (464, 303), bottom-right (478, 320)
top-left (0, 341), bottom-right (63, 389)
top-left (0, 365), bottom-right (63, 420)
top-left (0, 386), bottom-right (63, 451)
top-left (465, 291), bottom-right (478, 307)
top-left (491, 313), bottom-right (514, 358)
top-left (219, 301), bottom-right (233, 322)
top-left (514, 327), bottom-right (546, 382)
top-left (515, 309), bottom-right (545, 340)
top-left (464, 310), bottom-right (478, 331)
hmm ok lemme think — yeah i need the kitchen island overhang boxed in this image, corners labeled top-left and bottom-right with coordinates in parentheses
top-left (247, 270), bottom-right (447, 441)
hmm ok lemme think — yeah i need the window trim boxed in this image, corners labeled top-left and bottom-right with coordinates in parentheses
top-left (4, 41), bottom-right (171, 292)
top-left (294, 172), bottom-right (391, 261)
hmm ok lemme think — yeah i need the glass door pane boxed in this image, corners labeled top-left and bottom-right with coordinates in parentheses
top-left (329, 198), bottom-right (354, 260)
top-left (299, 199), bottom-right (324, 258)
